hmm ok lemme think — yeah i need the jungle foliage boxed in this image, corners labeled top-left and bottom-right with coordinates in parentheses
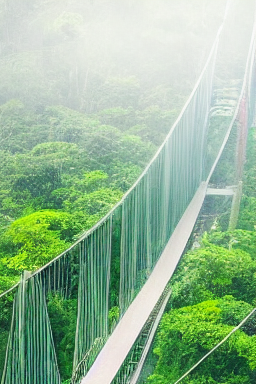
top-left (0, 1), bottom-right (224, 379)
top-left (0, 0), bottom-right (229, 293)
top-left (0, 0), bottom-right (255, 383)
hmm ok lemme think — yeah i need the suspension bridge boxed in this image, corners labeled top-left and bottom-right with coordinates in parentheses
top-left (0, 4), bottom-right (256, 384)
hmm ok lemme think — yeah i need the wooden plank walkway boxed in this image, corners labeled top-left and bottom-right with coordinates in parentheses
top-left (81, 182), bottom-right (207, 384)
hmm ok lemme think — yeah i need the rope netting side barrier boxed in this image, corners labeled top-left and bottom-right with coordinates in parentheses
top-left (122, 19), bottom-right (256, 384)
top-left (73, 218), bottom-right (112, 373)
top-left (75, 20), bottom-right (219, 383)
top-left (118, 51), bottom-right (216, 314)
top-left (1, 273), bottom-right (61, 384)
top-left (80, 183), bottom-right (207, 384)
top-left (1, 2), bottom-right (255, 383)
top-left (0, 31), bottom-right (218, 383)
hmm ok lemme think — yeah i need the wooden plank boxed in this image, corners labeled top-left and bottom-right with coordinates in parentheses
top-left (81, 182), bottom-right (207, 384)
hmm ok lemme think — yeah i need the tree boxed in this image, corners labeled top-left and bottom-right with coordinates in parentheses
top-left (171, 240), bottom-right (256, 308)
top-left (95, 76), bottom-right (141, 111)
top-left (47, 294), bottom-right (78, 381)
top-left (237, 196), bottom-right (256, 231)
top-left (97, 107), bottom-right (136, 131)
top-left (0, 142), bottom-right (89, 217)
top-left (109, 161), bottom-right (142, 192)
top-left (135, 105), bottom-right (177, 145)
top-left (148, 297), bottom-right (256, 384)
top-left (207, 230), bottom-right (256, 259)
top-left (0, 210), bottom-right (76, 293)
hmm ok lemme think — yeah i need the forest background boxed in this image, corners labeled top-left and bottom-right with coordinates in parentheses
top-left (0, 0), bottom-right (231, 292)
top-left (0, 1), bottom-right (255, 383)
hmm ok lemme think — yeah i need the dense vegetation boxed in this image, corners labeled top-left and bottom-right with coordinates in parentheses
top-left (0, 2), bottom-right (227, 380)
top-left (0, 0), bottom-right (233, 293)
top-left (0, 0), bottom-right (255, 383)
top-left (146, 127), bottom-right (256, 384)
top-left (0, 102), bottom-right (156, 291)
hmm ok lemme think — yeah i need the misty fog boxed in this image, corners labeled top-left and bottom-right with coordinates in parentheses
top-left (0, 0), bottom-right (254, 114)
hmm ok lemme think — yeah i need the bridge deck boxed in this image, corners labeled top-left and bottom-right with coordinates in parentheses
top-left (81, 182), bottom-right (207, 384)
